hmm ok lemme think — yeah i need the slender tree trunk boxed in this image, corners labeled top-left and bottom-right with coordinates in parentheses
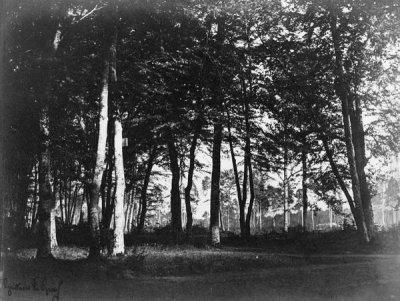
top-left (50, 175), bottom-right (58, 248)
top-left (301, 144), bottom-right (308, 232)
top-left (321, 136), bottom-right (357, 221)
top-left (329, 11), bottom-right (369, 242)
top-left (283, 147), bottom-right (289, 232)
top-left (31, 162), bottom-right (39, 230)
top-left (245, 161), bottom-right (255, 237)
top-left (89, 31), bottom-right (113, 258)
top-left (219, 208), bottom-right (225, 232)
top-left (210, 121), bottom-right (223, 245)
top-left (226, 107), bottom-right (244, 237)
top-left (112, 118), bottom-right (125, 255)
top-left (137, 146), bottom-right (156, 233)
top-left (350, 95), bottom-right (374, 238)
top-left (184, 121), bottom-right (201, 237)
top-left (59, 180), bottom-right (64, 225)
top-left (103, 129), bottom-right (115, 228)
top-left (167, 137), bottom-right (182, 242)
top-left (36, 20), bottom-right (62, 259)
top-left (37, 140), bottom-right (54, 258)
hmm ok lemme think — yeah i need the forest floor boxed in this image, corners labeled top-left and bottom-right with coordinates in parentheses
top-left (3, 229), bottom-right (400, 300)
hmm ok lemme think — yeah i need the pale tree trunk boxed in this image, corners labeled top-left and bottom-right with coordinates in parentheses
top-left (244, 88), bottom-right (255, 237)
top-left (311, 210), bottom-right (314, 230)
top-left (89, 37), bottom-right (111, 258)
top-left (210, 121), bottom-right (223, 245)
top-left (50, 209), bottom-right (57, 249)
top-left (219, 208), bottom-right (225, 232)
top-left (227, 208), bottom-right (230, 231)
top-left (112, 118), bottom-right (125, 255)
top-left (36, 20), bottom-right (62, 259)
top-left (283, 147), bottom-right (289, 232)
top-left (245, 160), bottom-right (255, 237)
top-left (329, 11), bottom-right (369, 242)
top-left (37, 137), bottom-right (54, 258)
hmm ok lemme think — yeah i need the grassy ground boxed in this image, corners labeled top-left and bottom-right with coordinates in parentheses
top-left (3, 228), bottom-right (400, 300)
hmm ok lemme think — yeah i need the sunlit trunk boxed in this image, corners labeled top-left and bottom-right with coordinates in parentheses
top-left (210, 121), bottom-right (223, 245)
top-left (37, 142), bottom-right (54, 258)
top-left (36, 20), bottom-right (62, 259)
top-left (283, 147), bottom-right (289, 232)
top-left (89, 40), bottom-right (110, 258)
top-left (112, 118), bottom-right (125, 255)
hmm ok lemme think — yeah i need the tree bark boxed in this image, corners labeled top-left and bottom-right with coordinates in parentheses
top-left (321, 135), bottom-right (357, 221)
top-left (301, 143), bottom-right (308, 232)
top-left (88, 31), bottom-right (113, 258)
top-left (137, 146), bottom-right (157, 233)
top-left (210, 121), bottom-right (223, 245)
top-left (226, 107), bottom-right (245, 237)
top-left (283, 147), bottom-right (289, 232)
top-left (103, 124), bottom-right (115, 229)
top-left (244, 89), bottom-right (255, 237)
top-left (245, 158), bottom-right (255, 237)
top-left (167, 137), bottom-right (182, 242)
top-left (112, 118), bottom-right (125, 255)
top-left (184, 121), bottom-right (201, 237)
top-left (36, 19), bottom-right (62, 259)
top-left (350, 95), bottom-right (374, 238)
top-left (37, 144), bottom-right (54, 258)
top-left (329, 9), bottom-right (369, 242)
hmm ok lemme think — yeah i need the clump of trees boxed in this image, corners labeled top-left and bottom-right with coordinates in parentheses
top-left (1, 0), bottom-right (400, 259)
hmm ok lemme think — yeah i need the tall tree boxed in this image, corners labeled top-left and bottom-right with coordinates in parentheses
top-left (88, 16), bottom-right (116, 258)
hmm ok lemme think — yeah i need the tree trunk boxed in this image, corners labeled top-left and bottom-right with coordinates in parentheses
top-left (321, 135), bottom-right (357, 222)
top-left (245, 160), bottom-right (255, 237)
top-left (167, 137), bottom-right (182, 242)
top-left (301, 144), bottom-right (308, 232)
top-left (184, 121), bottom-right (201, 237)
top-left (36, 20), bottom-right (62, 259)
top-left (31, 162), bottom-right (39, 230)
top-left (283, 147), bottom-right (289, 232)
top-left (210, 121), bottom-right (223, 245)
top-left (137, 146), bottom-right (157, 233)
top-left (350, 95), bottom-right (374, 238)
top-left (329, 12), bottom-right (369, 242)
top-left (37, 145), bottom-right (54, 258)
top-left (88, 32), bottom-right (112, 258)
top-left (219, 208), bottom-right (225, 232)
top-left (112, 118), bottom-right (125, 255)
top-left (226, 107), bottom-right (244, 237)
top-left (103, 127), bottom-right (115, 229)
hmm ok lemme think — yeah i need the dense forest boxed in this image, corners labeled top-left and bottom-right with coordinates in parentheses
top-left (1, 0), bottom-right (400, 260)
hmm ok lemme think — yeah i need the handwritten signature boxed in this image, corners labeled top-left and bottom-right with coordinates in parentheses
top-left (3, 276), bottom-right (63, 300)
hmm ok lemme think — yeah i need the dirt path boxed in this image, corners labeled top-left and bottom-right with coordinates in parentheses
top-left (3, 255), bottom-right (400, 301)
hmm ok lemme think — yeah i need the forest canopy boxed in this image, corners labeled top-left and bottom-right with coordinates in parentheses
top-left (1, 0), bottom-right (400, 259)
